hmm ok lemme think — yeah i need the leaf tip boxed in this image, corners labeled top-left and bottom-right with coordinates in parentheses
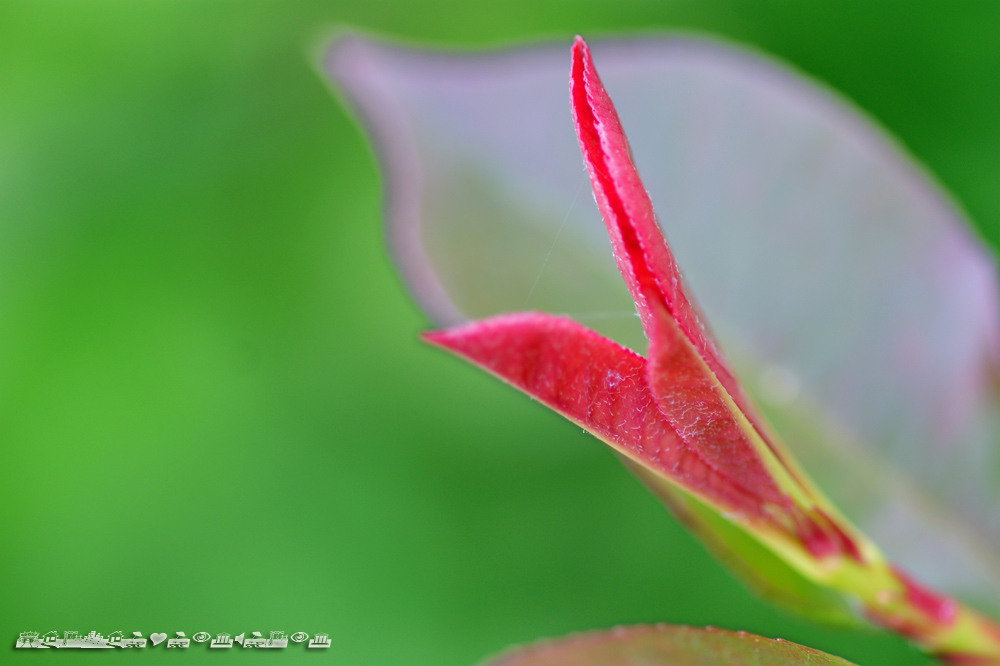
top-left (420, 328), bottom-right (452, 349)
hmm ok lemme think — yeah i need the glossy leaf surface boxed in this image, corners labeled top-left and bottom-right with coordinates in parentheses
top-left (327, 34), bottom-right (1000, 614)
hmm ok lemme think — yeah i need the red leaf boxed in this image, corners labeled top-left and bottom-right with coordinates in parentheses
top-left (569, 37), bottom-right (862, 560)
top-left (423, 37), bottom-right (870, 564)
top-left (570, 38), bottom-right (782, 497)
top-left (425, 313), bottom-right (771, 515)
top-left (339, 33), bottom-right (1000, 659)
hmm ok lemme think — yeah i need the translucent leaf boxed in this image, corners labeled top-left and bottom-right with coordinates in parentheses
top-left (326, 34), bottom-right (1000, 613)
top-left (481, 625), bottom-right (857, 666)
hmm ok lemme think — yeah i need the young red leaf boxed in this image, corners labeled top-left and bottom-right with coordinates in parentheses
top-left (327, 36), bottom-right (1000, 610)
top-left (569, 36), bottom-right (872, 565)
top-left (422, 37), bottom-right (1000, 662)
top-left (425, 313), bottom-right (772, 514)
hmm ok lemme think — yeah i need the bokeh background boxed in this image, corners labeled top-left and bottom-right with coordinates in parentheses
top-left (3, 2), bottom-right (999, 664)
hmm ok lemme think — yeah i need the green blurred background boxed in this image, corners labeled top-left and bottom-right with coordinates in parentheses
top-left (2, 1), bottom-right (998, 664)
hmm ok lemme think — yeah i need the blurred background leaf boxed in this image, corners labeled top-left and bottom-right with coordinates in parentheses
top-left (2, 2), bottom-right (998, 665)
top-left (482, 625), bottom-right (859, 666)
